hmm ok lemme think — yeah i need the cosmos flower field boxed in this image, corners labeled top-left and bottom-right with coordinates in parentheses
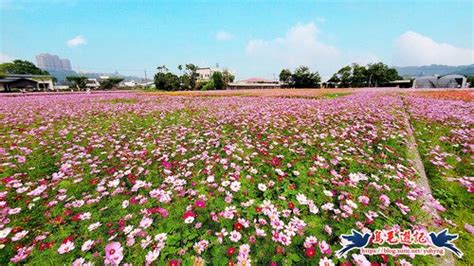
top-left (0, 90), bottom-right (472, 265)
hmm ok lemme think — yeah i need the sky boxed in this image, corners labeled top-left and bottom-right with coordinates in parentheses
top-left (1, 0), bottom-right (473, 80)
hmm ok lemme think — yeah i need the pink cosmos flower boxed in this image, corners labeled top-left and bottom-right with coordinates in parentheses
top-left (358, 195), bottom-right (370, 205)
top-left (182, 211), bottom-right (196, 224)
top-left (379, 194), bottom-right (390, 207)
top-left (464, 224), bottom-right (474, 234)
top-left (17, 156), bottom-right (26, 164)
top-left (140, 217), bottom-right (153, 228)
top-left (229, 230), bottom-right (242, 242)
top-left (195, 200), bottom-right (206, 208)
top-left (58, 241), bottom-right (75, 254)
top-left (104, 242), bottom-right (124, 265)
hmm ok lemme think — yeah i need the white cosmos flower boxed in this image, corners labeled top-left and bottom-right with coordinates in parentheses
top-left (230, 181), bottom-right (241, 192)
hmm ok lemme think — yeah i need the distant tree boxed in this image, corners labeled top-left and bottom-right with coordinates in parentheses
top-left (291, 66), bottom-right (321, 88)
top-left (66, 76), bottom-right (88, 90)
top-left (366, 62), bottom-right (401, 87)
top-left (331, 65), bottom-right (352, 87)
top-left (467, 76), bottom-right (474, 88)
top-left (279, 69), bottom-right (292, 87)
top-left (330, 62), bottom-right (400, 88)
top-left (203, 79), bottom-right (215, 91)
top-left (211, 71), bottom-right (224, 90)
top-left (195, 81), bottom-right (207, 91)
top-left (0, 71), bottom-right (6, 79)
top-left (351, 64), bottom-right (368, 87)
top-left (99, 77), bottom-right (124, 90)
top-left (184, 64), bottom-right (199, 90)
top-left (179, 74), bottom-right (190, 90)
top-left (157, 65), bottom-right (168, 73)
top-left (0, 60), bottom-right (50, 75)
top-left (154, 72), bottom-right (180, 91)
top-left (222, 69), bottom-right (235, 87)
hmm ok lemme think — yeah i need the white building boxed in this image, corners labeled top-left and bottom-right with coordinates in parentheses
top-left (0, 74), bottom-right (55, 92)
top-left (196, 67), bottom-right (222, 81)
top-left (85, 78), bottom-right (100, 89)
top-left (122, 80), bottom-right (138, 87)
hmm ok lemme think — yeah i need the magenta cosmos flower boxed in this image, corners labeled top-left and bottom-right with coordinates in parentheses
top-left (195, 200), bottom-right (206, 208)
top-left (104, 242), bottom-right (124, 265)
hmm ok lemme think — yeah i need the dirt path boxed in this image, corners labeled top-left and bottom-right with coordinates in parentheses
top-left (400, 95), bottom-right (455, 265)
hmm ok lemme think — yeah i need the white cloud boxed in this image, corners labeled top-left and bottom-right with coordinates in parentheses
top-left (393, 31), bottom-right (474, 66)
top-left (67, 35), bottom-right (87, 47)
top-left (315, 16), bottom-right (326, 23)
top-left (245, 22), bottom-right (340, 76)
top-left (0, 53), bottom-right (15, 63)
top-left (347, 52), bottom-right (380, 66)
top-left (215, 31), bottom-right (235, 41)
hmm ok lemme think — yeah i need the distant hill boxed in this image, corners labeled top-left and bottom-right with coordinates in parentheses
top-left (80, 72), bottom-right (145, 82)
top-left (395, 64), bottom-right (474, 78)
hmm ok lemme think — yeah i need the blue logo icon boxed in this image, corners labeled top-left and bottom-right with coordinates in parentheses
top-left (336, 229), bottom-right (371, 258)
top-left (429, 229), bottom-right (463, 258)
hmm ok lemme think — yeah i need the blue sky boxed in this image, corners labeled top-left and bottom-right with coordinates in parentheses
top-left (1, 0), bottom-right (473, 79)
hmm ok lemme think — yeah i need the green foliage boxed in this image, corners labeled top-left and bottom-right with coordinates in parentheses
top-left (222, 69), bottom-right (235, 84)
top-left (183, 64), bottom-right (199, 90)
top-left (99, 77), bottom-right (124, 90)
top-left (202, 79), bottom-right (215, 90)
top-left (279, 66), bottom-right (321, 88)
top-left (366, 62), bottom-right (401, 87)
top-left (211, 71), bottom-right (224, 90)
top-left (279, 69), bottom-right (292, 87)
top-left (66, 76), bottom-right (88, 89)
top-left (155, 64), bottom-right (199, 91)
top-left (411, 120), bottom-right (474, 265)
top-left (467, 76), bottom-right (474, 87)
top-left (154, 72), bottom-right (180, 91)
top-left (0, 60), bottom-right (50, 75)
top-left (351, 64), bottom-right (369, 87)
top-left (153, 64), bottom-right (233, 91)
top-left (291, 66), bottom-right (321, 88)
top-left (329, 65), bottom-right (352, 87)
top-left (194, 81), bottom-right (207, 91)
top-left (329, 62), bottom-right (401, 88)
top-left (330, 62), bottom-right (401, 88)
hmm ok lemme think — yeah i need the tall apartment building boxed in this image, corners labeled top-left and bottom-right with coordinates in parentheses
top-left (35, 53), bottom-right (72, 71)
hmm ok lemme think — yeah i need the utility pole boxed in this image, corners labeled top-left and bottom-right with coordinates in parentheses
top-left (144, 69), bottom-right (148, 87)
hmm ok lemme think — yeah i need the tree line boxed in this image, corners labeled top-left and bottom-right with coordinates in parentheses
top-left (279, 66), bottom-right (321, 88)
top-left (65, 76), bottom-right (124, 90)
top-left (0, 60), bottom-right (124, 90)
top-left (279, 62), bottom-right (402, 88)
top-left (328, 62), bottom-right (401, 87)
top-left (154, 64), bottom-right (235, 91)
top-left (3, 60), bottom-right (473, 90)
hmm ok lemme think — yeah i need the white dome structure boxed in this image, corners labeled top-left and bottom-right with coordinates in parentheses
top-left (438, 74), bottom-right (467, 88)
top-left (414, 76), bottom-right (438, 88)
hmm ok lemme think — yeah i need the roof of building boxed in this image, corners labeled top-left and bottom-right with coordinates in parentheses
top-left (5, 74), bottom-right (52, 78)
top-left (239, 77), bottom-right (278, 84)
top-left (439, 74), bottom-right (466, 79)
top-left (0, 77), bottom-right (38, 83)
top-left (415, 75), bottom-right (439, 80)
top-left (228, 82), bottom-right (281, 87)
top-left (390, 80), bottom-right (412, 84)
